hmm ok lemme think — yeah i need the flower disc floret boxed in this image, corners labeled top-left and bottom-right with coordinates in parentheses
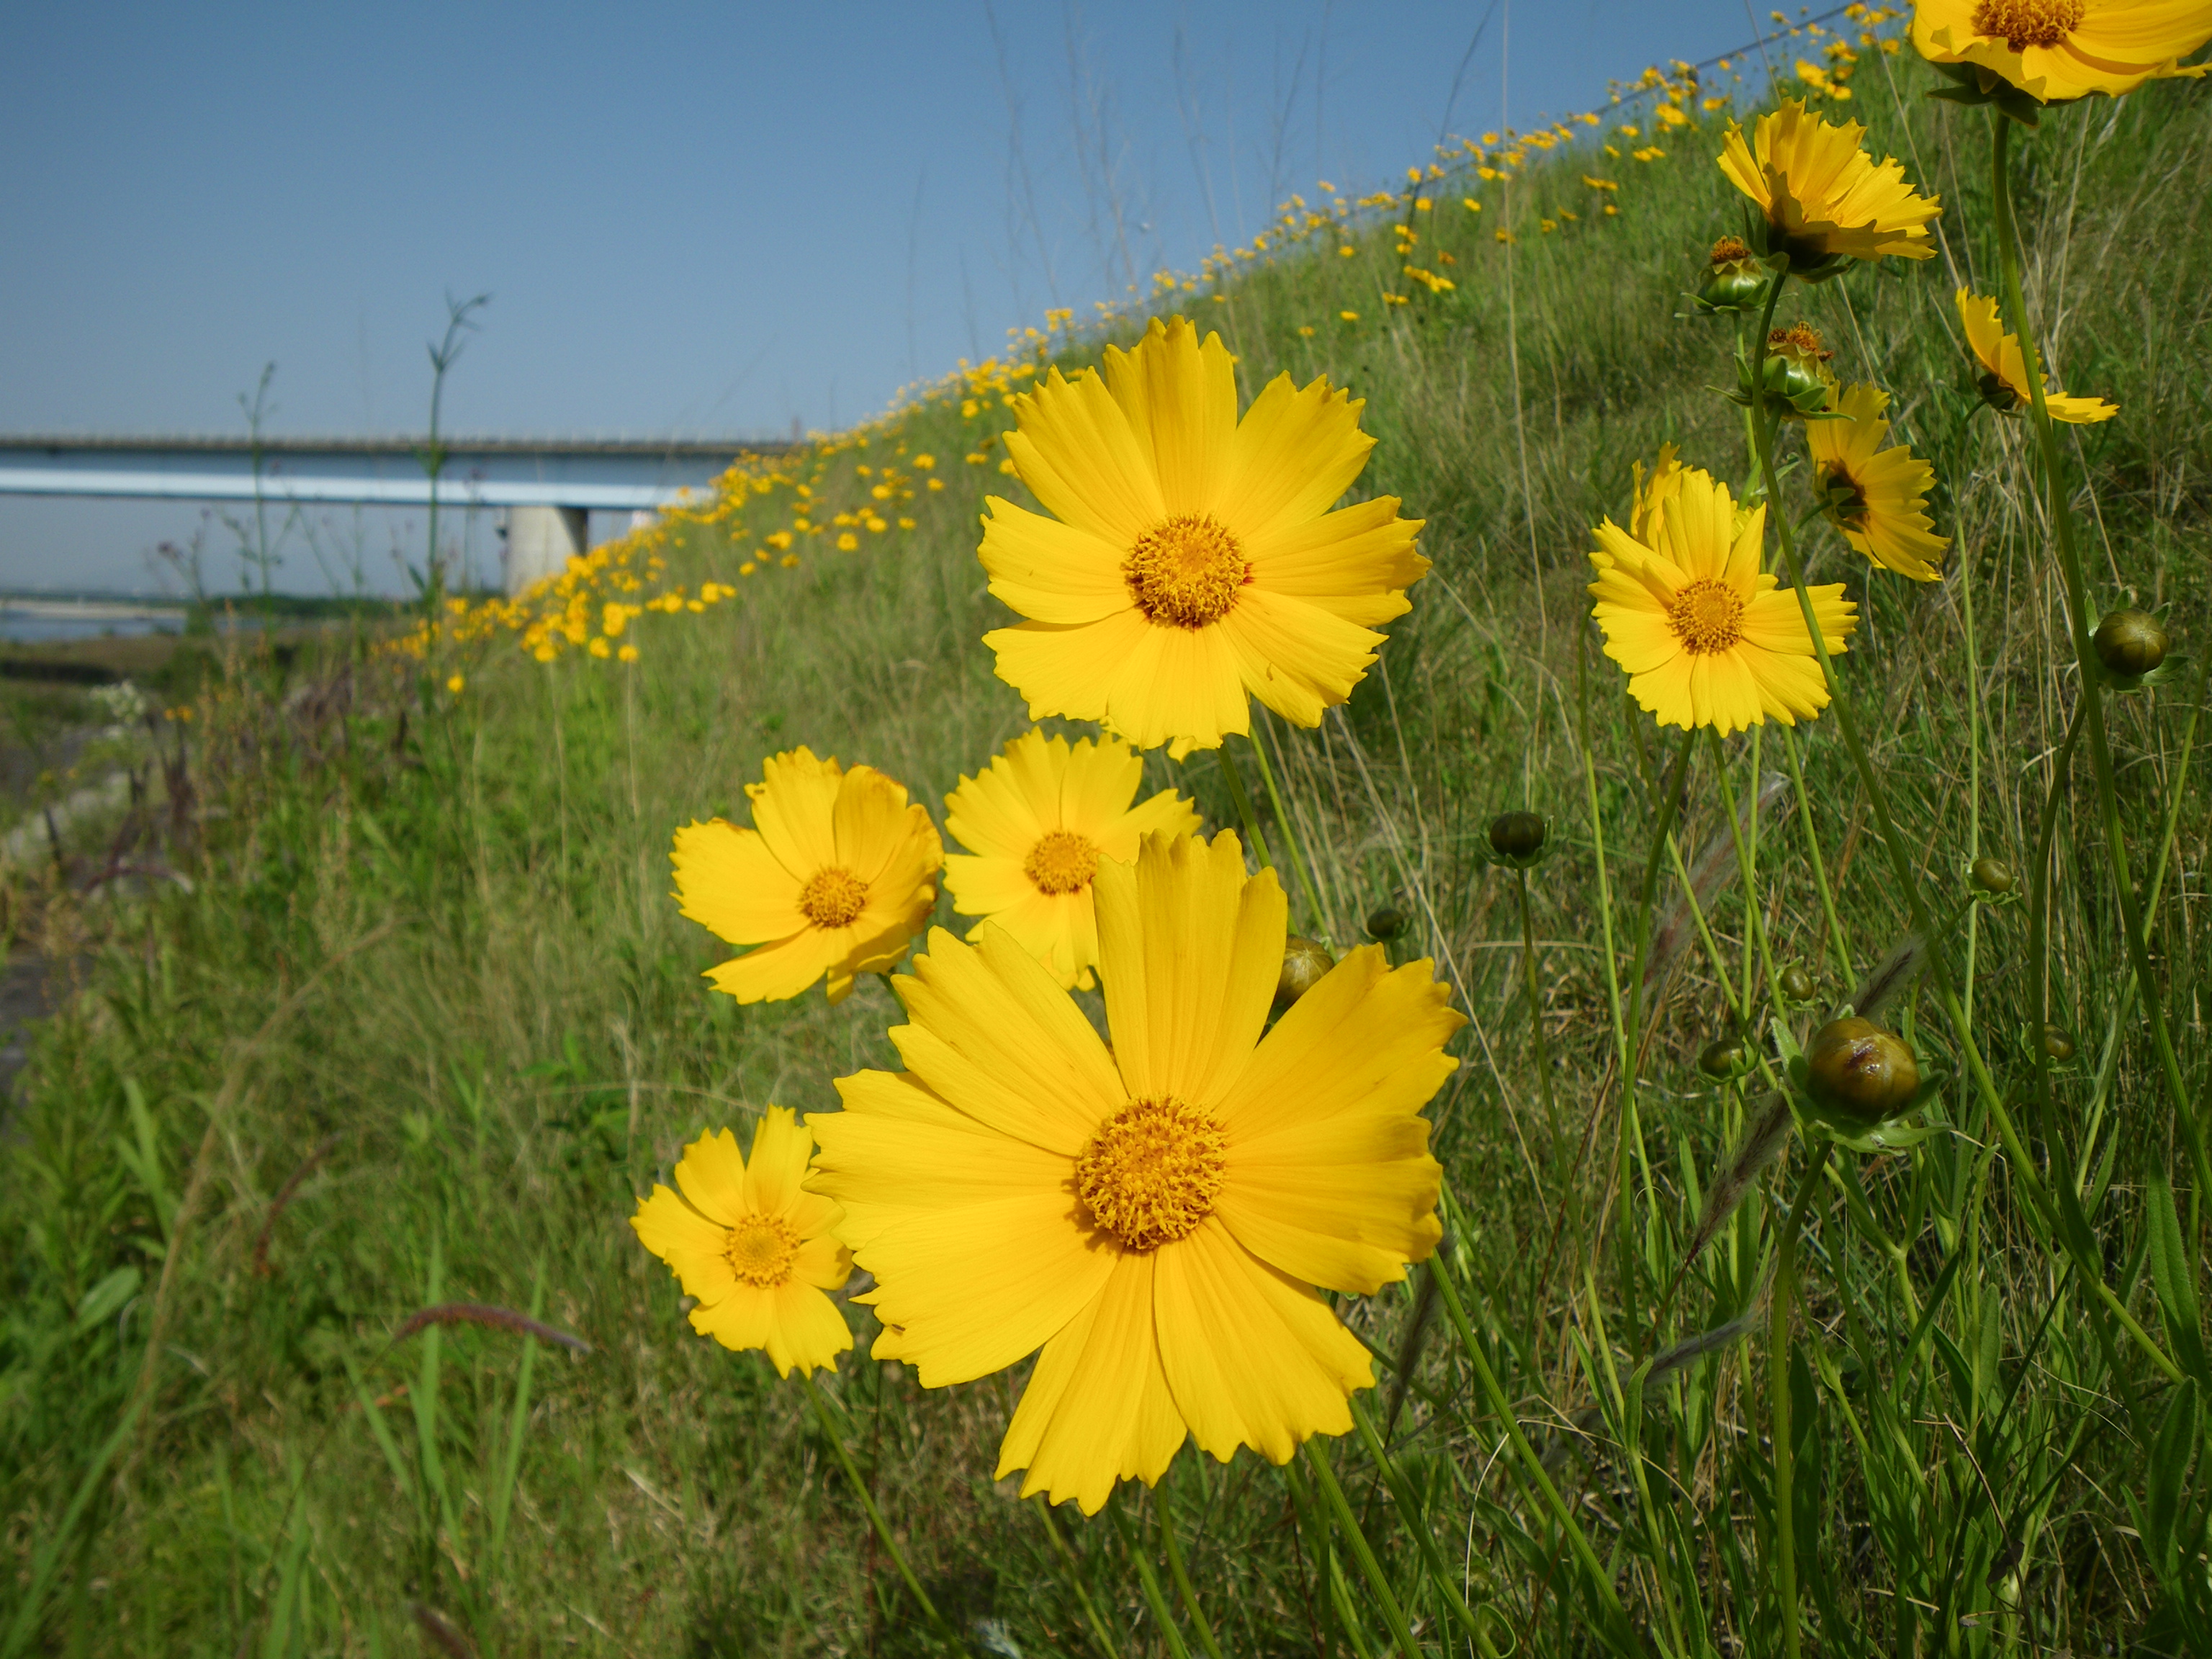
top-left (1125, 514), bottom-right (1249, 627)
top-left (799, 868), bottom-right (870, 928)
top-left (1076, 1097), bottom-right (1228, 1250)
top-left (1024, 829), bottom-right (1101, 896)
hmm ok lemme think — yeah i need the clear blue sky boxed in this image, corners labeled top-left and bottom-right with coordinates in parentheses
top-left (0, 0), bottom-right (1802, 595)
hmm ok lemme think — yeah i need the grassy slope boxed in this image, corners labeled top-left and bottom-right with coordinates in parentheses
top-left (5, 48), bottom-right (2212, 1655)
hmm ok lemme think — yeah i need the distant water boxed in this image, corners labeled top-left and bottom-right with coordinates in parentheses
top-left (0, 611), bottom-right (184, 644)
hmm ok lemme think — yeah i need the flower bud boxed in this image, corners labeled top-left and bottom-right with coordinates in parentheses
top-left (1969, 856), bottom-right (2015, 896)
top-left (2038, 1022), bottom-right (2076, 1064)
top-left (1698, 1035), bottom-right (1750, 1080)
top-left (1778, 963), bottom-right (1817, 1005)
top-left (1736, 321), bottom-right (1838, 418)
top-left (1695, 235), bottom-right (1771, 313)
top-left (1363, 906), bottom-right (1406, 942)
top-left (1488, 811), bottom-right (1549, 862)
top-left (1275, 936), bottom-right (1335, 1010)
top-left (2092, 610), bottom-right (2167, 679)
top-left (1805, 1017), bottom-right (1920, 1128)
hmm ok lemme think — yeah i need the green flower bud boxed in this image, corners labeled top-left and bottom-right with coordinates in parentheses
top-left (1698, 1035), bottom-right (1750, 1080)
top-left (1969, 856), bottom-right (2015, 896)
top-left (1275, 936), bottom-right (1335, 1010)
top-left (1806, 1017), bottom-right (1920, 1128)
top-left (2092, 609), bottom-right (2167, 679)
top-left (1488, 811), bottom-right (1549, 862)
top-left (1778, 963), bottom-right (1818, 1006)
top-left (1694, 235), bottom-right (1772, 313)
top-left (1733, 320), bottom-right (1838, 418)
top-left (1363, 906), bottom-right (1406, 943)
top-left (2038, 1022), bottom-right (2077, 1064)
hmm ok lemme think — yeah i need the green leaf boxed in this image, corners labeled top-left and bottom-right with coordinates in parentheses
top-left (73, 1266), bottom-right (142, 1334)
top-left (2145, 1380), bottom-right (2198, 1580)
top-left (2145, 1172), bottom-right (2209, 1388)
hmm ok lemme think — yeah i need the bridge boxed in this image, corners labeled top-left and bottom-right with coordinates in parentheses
top-left (0, 433), bottom-right (788, 594)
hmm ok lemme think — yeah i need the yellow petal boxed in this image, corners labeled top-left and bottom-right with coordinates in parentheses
top-left (670, 819), bottom-right (804, 948)
top-left (1094, 830), bottom-right (1281, 1108)
top-left (1151, 1218), bottom-right (1372, 1466)
top-left (757, 1279), bottom-right (854, 1378)
top-left (1216, 588), bottom-right (1389, 728)
top-left (746, 747), bottom-right (842, 876)
top-left (889, 926), bottom-right (1126, 1155)
top-left (742, 1107), bottom-right (809, 1220)
top-left (996, 1251), bottom-right (1187, 1514)
top-left (703, 927), bottom-right (842, 1004)
top-left (979, 498), bottom-right (1136, 626)
top-left (1215, 370), bottom-right (1376, 541)
top-left (673, 1125), bottom-right (750, 1226)
top-left (1102, 316), bottom-right (1239, 516)
top-left (631, 1182), bottom-right (735, 1303)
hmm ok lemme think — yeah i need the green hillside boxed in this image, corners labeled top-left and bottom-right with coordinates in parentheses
top-left (7, 21), bottom-right (2212, 1656)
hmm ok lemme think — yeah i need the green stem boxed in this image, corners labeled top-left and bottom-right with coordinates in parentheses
top-left (1768, 1143), bottom-right (1833, 1659)
top-left (1516, 868), bottom-right (1563, 1153)
top-left (1156, 1482), bottom-right (1228, 1659)
top-left (2028, 701), bottom-right (2088, 1129)
top-left (1989, 112), bottom-right (2212, 1209)
top-left (1030, 1496), bottom-right (1123, 1659)
top-left (1426, 1255), bottom-right (1640, 1649)
top-left (1301, 1440), bottom-right (1422, 1659)
top-left (801, 1376), bottom-right (961, 1652)
top-left (1746, 256), bottom-right (2185, 1386)
top-left (1618, 725), bottom-right (1701, 1323)
top-left (1215, 741), bottom-right (1277, 871)
top-left (1707, 729), bottom-right (1786, 1015)
top-left (1107, 1501), bottom-right (1195, 1659)
top-left (1346, 1396), bottom-right (1506, 1658)
top-left (1779, 725), bottom-right (1853, 983)
top-left (1246, 720), bottom-right (1327, 929)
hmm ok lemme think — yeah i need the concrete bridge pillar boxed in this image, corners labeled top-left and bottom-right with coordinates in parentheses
top-left (502, 505), bottom-right (588, 595)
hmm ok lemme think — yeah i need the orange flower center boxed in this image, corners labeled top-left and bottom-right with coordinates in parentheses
top-left (799, 866), bottom-right (869, 928)
top-left (1972, 0), bottom-right (2081, 49)
top-left (1668, 578), bottom-right (1747, 655)
top-left (1075, 1095), bottom-right (1228, 1252)
top-left (1768, 321), bottom-right (1830, 359)
top-left (725, 1214), bottom-right (801, 1287)
top-left (1125, 513), bottom-right (1249, 629)
top-left (1709, 235), bottom-right (1752, 264)
top-left (1024, 828), bottom-right (1100, 896)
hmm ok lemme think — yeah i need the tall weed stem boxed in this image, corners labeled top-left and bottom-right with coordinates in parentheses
top-left (799, 1375), bottom-right (960, 1651)
top-left (1748, 263), bottom-right (2186, 1386)
top-left (1987, 113), bottom-right (2212, 1205)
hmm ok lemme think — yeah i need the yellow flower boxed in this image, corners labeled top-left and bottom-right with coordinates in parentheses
top-left (1718, 98), bottom-right (1940, 271)
top-left (977, 318), bottom-right (1425, 754)
top-left (1912, 0), bottom-right (2212, 99)
top-left (1956, 288), bottom-right (2118, 423)
top-left (1588, 464), bottom-right (1856, 734)
top-left (630, 1112), bottom-right (853, 1376)
top-left (1806, 384), bottom-right (1951, 581)
top-left (943, 729), bottom-right (1200, 990)
top-left (671, 747), bottom-right (943, 1005)
top-left (809, 831), bottom-right (1460, 1514)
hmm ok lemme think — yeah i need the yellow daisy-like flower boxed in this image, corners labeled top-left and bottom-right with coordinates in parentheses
top-left (1957, 288), bottom-right (2119, 424)
top-left (1588, 465), bottom-right (1858, 734)
top-left (1806, 384), bottom-right (1952, 583)
top-left (943, 729), bottom-right (1201, 991)
top-left (1912, 0), bottom-right (2212, 101)
top-left (630, 1111), bottom-right (853, 1377)
top-left (672, 747), bottom-right (943, 1005)
top-left (979, 315), bottom-right (1429, 753)
top-left (1718, 99), bottom-right (1941, 267)
top-left (809, 830), bottom-right (1460, 1514)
